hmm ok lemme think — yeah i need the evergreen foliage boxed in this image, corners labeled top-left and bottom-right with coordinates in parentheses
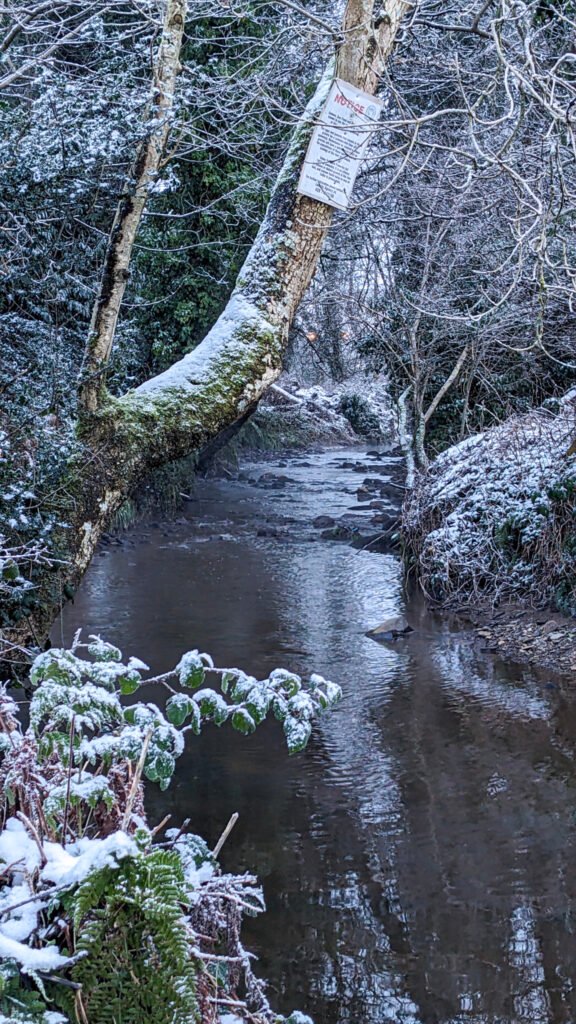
top-left (65, 851), bottom-right (198, 1024)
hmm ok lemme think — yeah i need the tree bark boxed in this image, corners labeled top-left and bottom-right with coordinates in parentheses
top-left (79, 0), bottom-right (187, 413)
top-left (423, 346), bottom-right (469, 425)
top-left (4, 0), bottom-right (408, 655)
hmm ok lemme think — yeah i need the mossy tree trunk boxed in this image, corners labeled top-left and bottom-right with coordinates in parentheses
top-left (8, 0), bottom-right (408, 651)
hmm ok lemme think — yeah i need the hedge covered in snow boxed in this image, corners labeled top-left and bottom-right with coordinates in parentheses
top-left (404, 391), bottom-right (576, 611)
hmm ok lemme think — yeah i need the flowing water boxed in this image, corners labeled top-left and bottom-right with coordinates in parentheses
top-left (54, 448), bottom-right (576, 1024)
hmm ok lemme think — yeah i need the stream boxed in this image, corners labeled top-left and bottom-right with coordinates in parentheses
top-left (54, 447), bottom-right (576, 1024)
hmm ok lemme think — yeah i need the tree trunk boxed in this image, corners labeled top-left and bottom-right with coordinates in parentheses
top-left (4, 0), bottom-right (408, 655)
top-left (79, 0), bottom-right (187, 413)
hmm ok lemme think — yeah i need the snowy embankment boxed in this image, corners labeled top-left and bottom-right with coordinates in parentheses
top-left (404, 392), bottom-right (576, 610)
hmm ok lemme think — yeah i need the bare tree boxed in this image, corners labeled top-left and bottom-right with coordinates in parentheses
top-left (315, 0), bottom-right (576, 473)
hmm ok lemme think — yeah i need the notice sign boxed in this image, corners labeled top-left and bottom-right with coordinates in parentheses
top-left (297, 79), bottom-right (383, 211)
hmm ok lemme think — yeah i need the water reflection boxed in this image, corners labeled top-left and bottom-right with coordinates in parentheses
top-left (56, 449), bottom-right (576, 1024)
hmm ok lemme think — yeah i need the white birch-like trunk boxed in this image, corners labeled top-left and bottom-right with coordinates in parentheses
top-left (79, 0), bottom-right (187, 413)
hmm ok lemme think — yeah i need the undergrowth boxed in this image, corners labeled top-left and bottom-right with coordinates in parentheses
top-left (404, 394), bottom-right (576, 610)
top-left (0, 636), bottom-right (341, 1023)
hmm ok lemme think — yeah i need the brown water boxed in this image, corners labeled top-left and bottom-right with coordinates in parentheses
top-left (54, 448), bottom-right (576, 1024)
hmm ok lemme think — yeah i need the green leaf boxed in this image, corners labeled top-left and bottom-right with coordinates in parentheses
top-left (149, 750), bottom-right (175, 789)
top-left (245, 686), bottom-right (270, 725)
top-left (284, 716), bottom-right (312, 755)
top-left (231, 708), bottom-right (256, 735)
top-left (88, 637), bottom-right (122, 662)
top-left (119, 672), bottom-right (141, 695)
top-left (193, 689), bottom-right (228, 724)
top-left (184, 666), bottom-right (205, 690)
top-left (177, 651), bottom-right (206, 689)
top-left (29, 649), bottom-right (82, 687)
top-left (272, 695), bottom-right (287, 722)
top-left (187, 701), bottom-right (202, 735)
top-left (166, 694), bottom-right (193, 727)
top-left (221, 671), bottom-right (236, 695)
top-left (2, 561), bottom-right (19, 582)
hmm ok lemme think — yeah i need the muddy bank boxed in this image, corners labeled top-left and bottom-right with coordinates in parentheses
top-left (458, 603), bottom-right (576, 677)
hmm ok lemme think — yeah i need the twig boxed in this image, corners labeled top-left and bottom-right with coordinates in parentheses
top-left (121, 726), bottom-right (153, 831)
top-left (165, 816), bottom-right (190, 847)
top-left (150, 813), bottom-right (171, 838)
top-left (212, 812), bottom-right (239, 859)
top-left (0, 882), bottom-right (66, 918)
top-left (62, 715), bottom-right (76, 846)
top-left (16, 811), bottom-right (46, 868)
top-left (37, 972), bottom-right (82, 991)
top-left (75, 989), bottom-right (90, 1024)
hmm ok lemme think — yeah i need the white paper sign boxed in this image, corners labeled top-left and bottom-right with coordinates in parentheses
top-left (297, 79), bottom-right (383, 211)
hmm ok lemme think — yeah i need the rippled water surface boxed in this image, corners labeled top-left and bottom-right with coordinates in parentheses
top-left (55, 449), bottom-right (576, 1024)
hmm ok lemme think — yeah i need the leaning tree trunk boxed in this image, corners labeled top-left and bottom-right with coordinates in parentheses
top-left (6, 0), bottom-right (408, 654)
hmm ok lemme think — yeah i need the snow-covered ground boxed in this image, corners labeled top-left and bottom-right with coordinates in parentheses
top-left (404, 391), bottom-right (576, 608)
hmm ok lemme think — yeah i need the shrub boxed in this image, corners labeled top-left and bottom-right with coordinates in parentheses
top-left (0, 638), bottom-right (340, 1023)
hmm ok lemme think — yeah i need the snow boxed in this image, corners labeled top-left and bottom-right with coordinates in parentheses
top-left (405, 398), bottom-right (576, 602)
top-left (269, 371), bottom-right (395, 440)
top-left (43, 773), bottom-right (114, 816)
top-left (0, 818), bottom-right (40, 874)
top-left (184, 860), bottom-right (215, 889)
top-left (41, 830), bottom-right (138, 887)
top-left (0, 932), bottom-right (68, 972)
top-left (0, 882), bottom-right (37, 942)
top-left (0, 829), bottom-right (137, 973)
top-left (0, 824), bottom-right (136, 899)
top-left (0, 1015), bottom-right (67, 1024)
top-left (176, 650), bottom-right (205, 687)
top-left (167, 831), bottom-right (215, 892)
top-left (135, 292), bottom-right (277, 398)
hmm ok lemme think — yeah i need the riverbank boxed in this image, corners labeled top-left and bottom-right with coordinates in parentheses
top-left (460, 602), bottom-right (576, 677)
top-left (401, 392), bottom-right (576, 677)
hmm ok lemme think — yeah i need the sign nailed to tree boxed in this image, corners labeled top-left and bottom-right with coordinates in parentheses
top-left (297, 79), bottom-right (383, 211)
